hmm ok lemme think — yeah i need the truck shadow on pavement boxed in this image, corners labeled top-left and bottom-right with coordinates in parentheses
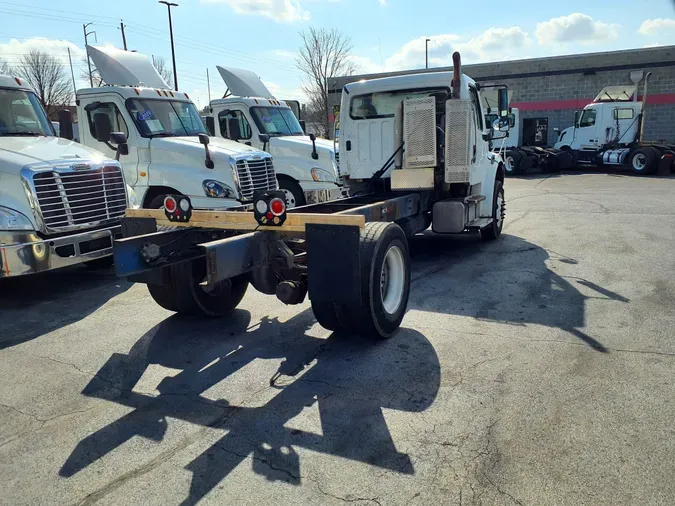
top-left (60, 309), bottom-right (441, 504)
top-left (0, 266), bottom-right (132, 349)
top-left (408, 232), bottom-right (629, 353)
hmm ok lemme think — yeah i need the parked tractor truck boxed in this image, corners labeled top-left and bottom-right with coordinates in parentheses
top-left (553, 73), bottom-right (675, 175)
top-left (60, 46), bottom-right (280, 212)
top-left (204, 66), bottom-right (345, 208)
top-left (112, 51), bottom-right (508, 339)
top-left (0, 73), bottom-right (136, 278)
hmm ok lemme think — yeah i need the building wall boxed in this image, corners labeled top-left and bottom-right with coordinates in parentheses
top-left (328, 46), bottom-right (675, 145)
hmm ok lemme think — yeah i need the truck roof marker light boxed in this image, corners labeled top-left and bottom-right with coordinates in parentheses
top-left (254, 98), bottom-right (258, 104)
top-left (156, 90), bottom-right (162, 96)
top-left (134, 88), bottom-right (140, 95)
top-left (185, 93), bottom-right (189, 99)
top-left (14, 77), bottom-right (22, 85)
top-left (169, 91), bottom-right (174, 97)
top-left (163, 90), bottom-right (169, 96)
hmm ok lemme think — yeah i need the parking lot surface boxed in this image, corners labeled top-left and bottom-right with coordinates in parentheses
top-left (2, 171), bottom-right (675, 506)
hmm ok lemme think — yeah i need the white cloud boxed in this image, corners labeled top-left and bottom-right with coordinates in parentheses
top-left (638, 18), bottom-right (675, 36)
top-left (378, 0), bottom-right (387, 5)
top-left (262, 80), bottom-right (307, 100)
top-left (0, 37), bottom-right (85, 66)
top-left (272, 49), bottom-right (297, 59)
top-left (385, 34), bottom-right (461, 71)
top-left (455, 26), bottom-right (530, 62)
top-left (200, 0), bottom-right (310, 23)
top-left (536, 13), bottom-right (619, 45)
top-left (349, 55), bottom-right (382, 74)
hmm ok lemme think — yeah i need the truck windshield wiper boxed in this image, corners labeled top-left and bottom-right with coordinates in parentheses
top-left (4, 132), bottom-right (44, 136)
top-left (148, 132), bottom-right (176, 138)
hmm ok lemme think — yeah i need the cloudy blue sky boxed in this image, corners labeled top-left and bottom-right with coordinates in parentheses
top-left (1, 0), bottom-right (674, 107)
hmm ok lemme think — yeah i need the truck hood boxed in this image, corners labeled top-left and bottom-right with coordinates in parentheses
top-left (270, 135), bottom-right (335, 157)
top-left (0, 136), bottom-right (108, 175)
top-left (151, 135), bottom-right (265, 157)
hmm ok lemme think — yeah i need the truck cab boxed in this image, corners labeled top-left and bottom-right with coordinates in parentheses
top-left (207, 66), bottom-right (344, 208)
top-left (554, 85), bottom-right (642, 151)
top-left (72, 46), bottom-right (277, 211)
top-left (0, 73), bottom-right (132, 277)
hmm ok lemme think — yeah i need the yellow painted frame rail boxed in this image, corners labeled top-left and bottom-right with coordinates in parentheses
top-left (125, 208), bottom-right (366, 233)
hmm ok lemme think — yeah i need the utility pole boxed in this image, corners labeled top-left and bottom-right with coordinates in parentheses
top-left (206, 67), bottom-right (211, 105)
top-left (425, 38), bottom-right (430, 69)
top-left (67, 47), bottom-right (77, 97)
top-left (83, 23), bottom-right (95, 87)
top-left (120, 20), bottom-right (128, 50)
top-left (159, 1), bottom-right (179, 91)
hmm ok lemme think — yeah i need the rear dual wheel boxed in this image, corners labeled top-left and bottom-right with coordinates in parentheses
top-left (311, 222), bottom-right (411, 339)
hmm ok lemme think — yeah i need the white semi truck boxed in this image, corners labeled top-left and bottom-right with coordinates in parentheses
top-left (112, 51), bottom-right (508, 339)
top-left (205, 66), bottom-right (344, 208)
top-left (0, 73), bottom-right (132, 278)
top-left (553, 74), bottom-right (675, 175)
top-left (59, 46), bottom-right (280, 211)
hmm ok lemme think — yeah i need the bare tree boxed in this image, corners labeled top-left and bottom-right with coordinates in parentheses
top-left (12, 51), bottom-right (73, 119)
top-left (296, 27), bottom-right (355, 138)
top-left (80, 57), bottom-right (105, 87)
top-left (152, 55), bottom-right (174, 88)
top-left (0, 60), bottom-right (10, 74)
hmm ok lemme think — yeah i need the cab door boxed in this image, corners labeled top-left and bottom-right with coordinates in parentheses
top-left (468, 85), bottom-right (489, 184)
top-left (79, 96), bottom-right (143, 185)
top-left (216, 106), bottom-right (257, 148)
top-left (575, 108), bottom-right (601, 150)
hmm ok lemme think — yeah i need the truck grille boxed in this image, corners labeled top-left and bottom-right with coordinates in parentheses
top-left (235, 157), bottom-right (277, 200)
top-left (31, 165), bottom-right (126, 232)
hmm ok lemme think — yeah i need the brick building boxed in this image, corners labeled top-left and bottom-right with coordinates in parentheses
top-left (327, 45), bottom-right (675, 146)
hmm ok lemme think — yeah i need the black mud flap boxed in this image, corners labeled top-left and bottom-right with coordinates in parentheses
top-left (307, 224), bottom-right (361, 305)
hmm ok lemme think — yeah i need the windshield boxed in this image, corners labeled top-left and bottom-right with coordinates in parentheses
top-left (0, 88), bottom-right (54, 136)
top-left (126, 98), bottom-right (207, 138)
top-left (251, 106), bottom-right (304, 136)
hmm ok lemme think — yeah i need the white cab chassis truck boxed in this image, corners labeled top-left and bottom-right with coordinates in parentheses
top-left (112, 52), bottom-right (508, 340)
top-left (61, 46), bottom-right (279, 211)
top-left (484, 107), bottom-right (574, 176)
top-left (206, 66), bottom-right (345, 208)
top-left (0, 73), bottom-right (131, 278)
top-left (553, 74), bottom-right (675, 175)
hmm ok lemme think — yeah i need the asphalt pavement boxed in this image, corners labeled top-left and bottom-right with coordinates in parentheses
top-left (1, 170), bottom-right (675, 506)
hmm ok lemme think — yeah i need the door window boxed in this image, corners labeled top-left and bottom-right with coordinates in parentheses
top-left (579, 109), bottom-right (597, 127)
top-left (468, 86), bottom-right (484, 130)
top-left (613, 108), bottom-right (634, 120)
top-left (218, 109), bottom-right (252, 140)
top-left (86, 103), bottom-right (128, 139)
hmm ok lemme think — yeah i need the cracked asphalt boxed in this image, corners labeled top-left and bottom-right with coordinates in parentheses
top-left (2, 170), bottom-right (675, 505)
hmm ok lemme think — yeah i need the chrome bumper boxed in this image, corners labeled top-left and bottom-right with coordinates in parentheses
top-left (0, 226), bottom-right (121, 278)
top-left (304, 186), bottom-right (350, 205)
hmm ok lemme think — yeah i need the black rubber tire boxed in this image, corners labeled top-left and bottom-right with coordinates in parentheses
top-left (148, 193), bottom-right (169, 209)
top-left (311, 301), bottom-right (342, 332)
top-left (648, 147), bottom-right (663, 173)
top-left (629, 147), bottom-right (656, 175)
top-left (147, 259), bottom-right (249, 317)
top-left (540, 154), bottom-right (560, 173)
top-left (481, 180), bottom-right (505, 241)
top-left (277, 178), bottom-right (306, 208)
top-left (330, 222), bottom-right (411, 340)
top-left (504, 150), bottom-right (524, 176)
top-left (84, 256), bottom-right (114, 269)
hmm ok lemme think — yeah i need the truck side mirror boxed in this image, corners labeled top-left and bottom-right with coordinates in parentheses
top-left (258, 133), bottom-right (269, 151)
top-left (497, 88), bottom-right (509, 118)
top-left (574, 111), bottom-right (581, 128)
top-left (299, 119), bottom-right (306, 133)
top-left (109, 132), bottom-right (128, 161)
top-left (58, 109), bottom-right (74, 140)
top-left (198, 133), bottom-right (214, 169)
top-left (205, 116), bottom-right (215, 136)
top-left (93, 113), bottom-right (113, 143)
top-left (308, 133), bottom-right (318, 160)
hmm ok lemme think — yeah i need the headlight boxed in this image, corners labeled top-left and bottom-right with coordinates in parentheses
top-left (126, 185), bottom-right (140, 209)
top-left (203, 180), bottom-right (237, 198)
top-left (0, 206), bottom-right (34, 231)
top-left (311, 168), bottom-right (335, 183)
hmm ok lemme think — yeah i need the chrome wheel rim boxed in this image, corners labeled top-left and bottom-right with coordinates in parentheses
top-left (496, 192), bottom-right (504, 227)
top-left (633, 154), bottom-right (646, 171)
top-left (380, 245), bottom-right (405, 315)
top-left (281, 189), bottom-right (296, 209)
top-left (506, 156), bottom-right (515, 172)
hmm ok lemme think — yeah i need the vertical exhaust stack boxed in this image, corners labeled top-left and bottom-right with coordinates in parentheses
top-left (452, 52), bottom-right (461, 99)
top-left (638, 72), bottom-right (652, 143)
top-left (394, 101), bottom-right (404, 169)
